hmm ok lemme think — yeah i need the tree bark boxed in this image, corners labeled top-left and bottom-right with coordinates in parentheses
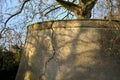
top-left (56, 0), bottom-right (97, 19)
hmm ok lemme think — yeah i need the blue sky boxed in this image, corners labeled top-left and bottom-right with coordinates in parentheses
top-left (0, 0), bottom-right (118, 47)
top-left (1, 0), bottom-right (111, 27)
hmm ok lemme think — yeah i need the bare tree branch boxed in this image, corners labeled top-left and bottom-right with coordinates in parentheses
top-left (56, 0), bottom-right (80, 12)
top-left (45, 6), bottom-right (62, 16)
top-left (1, 0), bottom-right (30, 34)
top-left (56, 0), bottom-right (97, 19)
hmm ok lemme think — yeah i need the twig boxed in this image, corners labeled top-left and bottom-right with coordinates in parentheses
top-left (1, 0), bottom-right (30, 34)
top-left (44, 6), bottom-right (61, 16)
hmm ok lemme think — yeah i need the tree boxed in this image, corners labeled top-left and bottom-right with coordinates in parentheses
top-left (105, 0), bottom-right (120, 20)
top-left (0, 0), bottom-right (120, 79)
top-left (116, 0), bottom-right (120, 19)
top-left (0, 0), bottom-right (120, 49)
top-left (56, 0), bottom-right (97, 19)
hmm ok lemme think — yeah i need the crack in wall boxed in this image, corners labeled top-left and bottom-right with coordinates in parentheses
top-left (40, 22), bottom-right (56, 80)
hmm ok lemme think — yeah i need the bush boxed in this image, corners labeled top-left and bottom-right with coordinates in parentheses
top-left (0, 45), bottom-right (22, 80)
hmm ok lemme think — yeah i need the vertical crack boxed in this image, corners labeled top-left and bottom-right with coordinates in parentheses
top-left (40, 22), bottom-right (56, 80)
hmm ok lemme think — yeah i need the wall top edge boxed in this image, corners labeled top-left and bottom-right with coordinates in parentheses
top-left (28, 19), bottom-right (120, 30)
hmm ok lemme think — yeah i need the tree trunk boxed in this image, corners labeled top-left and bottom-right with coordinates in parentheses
top-left (56, 0), bottom-right (97, 19)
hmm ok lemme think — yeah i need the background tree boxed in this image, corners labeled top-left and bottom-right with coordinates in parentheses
top-left (0, 0), bottom-right (120, 79)
top-left (0, 0), bottom-right (119, 55)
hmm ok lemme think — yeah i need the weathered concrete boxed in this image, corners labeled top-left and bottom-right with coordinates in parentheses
top-left (16, 19), bottom-right (120, 80)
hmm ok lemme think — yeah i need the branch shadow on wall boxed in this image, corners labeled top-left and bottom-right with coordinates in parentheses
top-left (16, 21), bottom-right (120, 80)
top-left (55, 24), bottom-right (120, 80)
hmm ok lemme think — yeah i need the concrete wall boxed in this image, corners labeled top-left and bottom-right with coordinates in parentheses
top-left (16, 19), bottom-right (120, 80)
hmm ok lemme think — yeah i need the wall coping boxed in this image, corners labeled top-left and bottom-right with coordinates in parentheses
top-left (28, 19), bottom-right (120, 30)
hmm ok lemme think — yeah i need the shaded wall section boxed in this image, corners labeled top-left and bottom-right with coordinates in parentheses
top-left (16, 19), bottom-right (120, 80)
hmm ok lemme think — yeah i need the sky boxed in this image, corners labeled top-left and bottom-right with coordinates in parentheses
top-left (0, 0), bottom-right (118, 48)
top-left (1, 0), bottom-right (110, 27)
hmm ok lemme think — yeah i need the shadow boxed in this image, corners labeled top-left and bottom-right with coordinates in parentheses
top-left (16, 20), bottom-right (120, 80)
top-left (58, 25), bottom-right (120, 80)
top-left (15, 22), bottom-right (59, 80)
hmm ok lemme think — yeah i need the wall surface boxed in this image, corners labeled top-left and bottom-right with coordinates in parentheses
top-left (16, 19), bottom-right (120, 80)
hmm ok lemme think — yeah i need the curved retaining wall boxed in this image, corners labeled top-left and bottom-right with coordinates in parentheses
top-left (16, 19), bottom-right (120, 80)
